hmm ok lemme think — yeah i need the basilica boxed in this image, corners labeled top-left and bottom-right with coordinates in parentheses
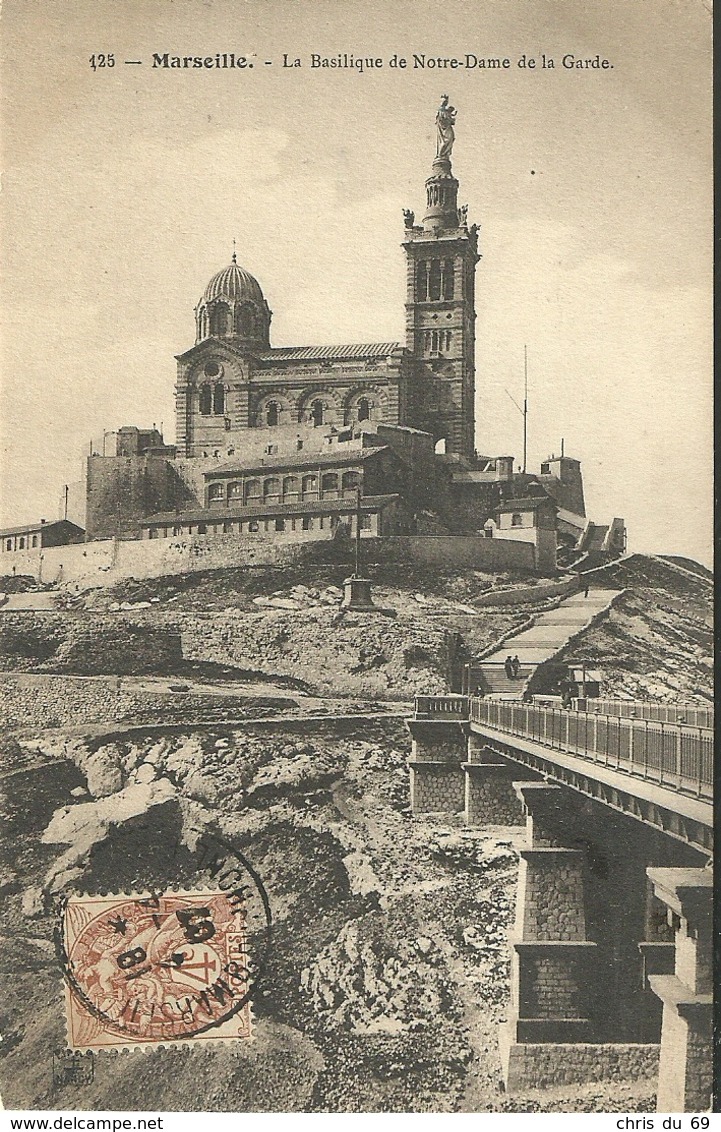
top-left (0, 100), bottom-right (625, 576)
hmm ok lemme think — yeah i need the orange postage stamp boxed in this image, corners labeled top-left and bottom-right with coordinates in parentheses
top-left (59, 890), bottom-right (251, 1051)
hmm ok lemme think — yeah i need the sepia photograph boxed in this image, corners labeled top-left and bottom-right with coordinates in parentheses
top-left (0, 0), bottom-right (713, 1118)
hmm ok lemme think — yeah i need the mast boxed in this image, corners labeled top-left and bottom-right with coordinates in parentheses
top-left (523, 344), bottom-right (528, 474)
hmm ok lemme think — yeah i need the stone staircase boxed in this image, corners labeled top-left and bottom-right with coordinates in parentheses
top-left (477, 587), bottom-right (623, 700)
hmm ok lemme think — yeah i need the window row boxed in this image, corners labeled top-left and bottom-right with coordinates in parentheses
top-left (416, 259), bottom-right (455, 302)
top-left (4, 534), bottom-right (39, 551)
top-left (199, 302), bottom-right (263, 339)
top-left (260, 396), bottom-right (371, 428)
top-left (207, 470), bottom-right (361, 506)
top-left (423, 330), bottom-right (452, 354)
top-left (148, 512), bottom-right (373, 538)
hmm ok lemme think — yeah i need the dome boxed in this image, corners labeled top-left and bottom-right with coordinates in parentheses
top-left (201, 257), bottom-right (265, 305)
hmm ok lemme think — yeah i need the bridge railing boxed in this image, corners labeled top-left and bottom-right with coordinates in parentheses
top-left (414, 694), bottom-right (469, 720)
top-left (470, 698), bottom-right (713, 801)
top-left (576, 698), bottom-right (713, 729)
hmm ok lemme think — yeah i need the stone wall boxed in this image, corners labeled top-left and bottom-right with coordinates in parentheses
top-left (0, 673), bottom-right (290, 731)
top-left (502, 1040), bottom-right (659, 1092)
top-left (363, 536), bottom-right (536, 572)
top-left (0, 531), bottom-right (540, 590)
top-left (472, 574), bottom-right (578, 608)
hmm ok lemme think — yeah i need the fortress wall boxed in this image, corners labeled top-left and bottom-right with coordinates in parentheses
top-left (1, 532), bottom-right (540, 591)
top-left (361, 536), bottom-right (536, 572)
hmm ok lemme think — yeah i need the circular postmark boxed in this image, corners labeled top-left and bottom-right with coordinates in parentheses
top-left (55, 830), bottom-right (272, 1050)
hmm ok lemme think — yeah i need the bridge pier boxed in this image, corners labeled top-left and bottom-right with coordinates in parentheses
top-left (407, 718), bottom-right (466, 814)
top-left (647, 868), bottom-right (712, 1112)
top-left (463, 737), bottom-right (525, 825)
top-left (501, 783), bottom-right (599, 1088)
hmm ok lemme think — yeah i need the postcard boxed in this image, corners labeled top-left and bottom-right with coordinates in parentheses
top-left (0, 0), bottom-right (713, 1117)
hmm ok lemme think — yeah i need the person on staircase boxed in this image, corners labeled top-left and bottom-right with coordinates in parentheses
top-left (511, 655), bottom-right (521, 679)
top-left (504, 656), bottom-right (514, 680)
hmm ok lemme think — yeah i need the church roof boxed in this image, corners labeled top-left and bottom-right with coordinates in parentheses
top-left (255, 343), bottom-right (403, 363)
top-left (494, 496), bottom-right (558, 513)
top-left (206, 446), bottom-right (392, 477)
top-left (201, 260), bottom-right (265, 305)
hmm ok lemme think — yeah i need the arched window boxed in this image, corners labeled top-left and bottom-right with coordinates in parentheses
top-left (321, 472), bottom-right (339, 498)
top-left (263, 477), bottom-right (281, 501)
top-left (5, 540), bottom-right (11, 552)
top-left (199, 385), bottom-right (212, 415)
top-left (434, 438), bottom-right (447, 455)
top-left (265, 401), bottom-right (280, 427)
top-left (31, 535), bottom-right (38, 547)
top-left (342, 471), bottom-right (360, 496)
top-left (237, 304), bottom-right (255, 336)
top-left (302, 474), bottom-right (318, 499)
top-left (442, 259), bottom-right (455, 300)
top-left (19, 537), bottom-right (25, 549)
top-left (429, 260), bottom-right (442, 301)
top-left (213, 384), bottom-right (225, 414)
top-left (416, 261), bottom-right (427, 302)
top-left (511, 513), bottom-right (523, 527)
top-left (309, 399), bottom-right (324, 427)
top-left (357, 397), bottom-right (370, 422)
top-left (283, 476), bottom-right (299, 500)
top-left (228, 482), bottom-right (243, 500)
top-left (244, 479), bottom-right (261, 502)
top-left (208, 483), bottom-right (224, 504)
top-left (210, 303), bottom-right (230, 336)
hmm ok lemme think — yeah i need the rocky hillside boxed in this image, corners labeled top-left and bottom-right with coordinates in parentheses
top-left (0, 719), bottom-right (655, 1113)
top-left (552, 555), bottom-right (713, 702)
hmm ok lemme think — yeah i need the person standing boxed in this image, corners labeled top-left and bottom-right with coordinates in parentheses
top-left (511, 655), bottom-right (521, 679)
top-left (504, 656), bottom-right (514, 680)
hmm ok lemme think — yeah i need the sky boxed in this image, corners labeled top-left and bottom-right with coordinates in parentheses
top-left (0, 0), bottom-right (713, 565)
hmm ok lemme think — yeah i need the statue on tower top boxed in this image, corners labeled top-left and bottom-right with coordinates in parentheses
top-left (436, 95), bottom-right (457, 159)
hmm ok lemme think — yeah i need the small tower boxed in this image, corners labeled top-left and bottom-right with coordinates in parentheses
top-left (403, 96), bottom-right (480, 459)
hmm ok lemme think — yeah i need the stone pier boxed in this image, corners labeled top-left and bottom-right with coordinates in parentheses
top-left (407, 715), bottom-right (467, 814)
top-left (463, 737), bottom-right (524, 825)
top-left (501, 783), bottom-right (599, 1087)
top-left (500, 782), bottom-right (664, 1092)
top-left (647, 867), bottom-right (713, 1113)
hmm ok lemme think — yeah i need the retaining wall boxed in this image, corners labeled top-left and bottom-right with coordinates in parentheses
top-left (0, 532), bottom-right (543, 591)
top-left (0, 673), bottom-right (292, 732)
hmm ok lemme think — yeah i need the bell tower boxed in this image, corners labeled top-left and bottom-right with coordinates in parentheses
top-left (403, 96), bottom-right (480, 459)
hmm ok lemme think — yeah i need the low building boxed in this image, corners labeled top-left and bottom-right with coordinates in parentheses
top-left (484, 496), bottom-right (558, 574)
top-left (140, 493), bottom-right (406, 540)
top-left (0, 519), bottom-right (85, 556)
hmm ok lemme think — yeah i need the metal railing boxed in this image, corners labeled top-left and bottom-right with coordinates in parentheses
top-left (576, 698), bottom-right (713, 729)
top-left (470, 698), bottom-right (713, 801)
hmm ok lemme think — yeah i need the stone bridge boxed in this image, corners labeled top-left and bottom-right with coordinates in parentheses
top-left (406, 694), bottom-right (713, 1111)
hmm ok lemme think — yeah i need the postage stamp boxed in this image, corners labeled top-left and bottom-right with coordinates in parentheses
top-left (59, 890), bottom-right (252, 1051)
